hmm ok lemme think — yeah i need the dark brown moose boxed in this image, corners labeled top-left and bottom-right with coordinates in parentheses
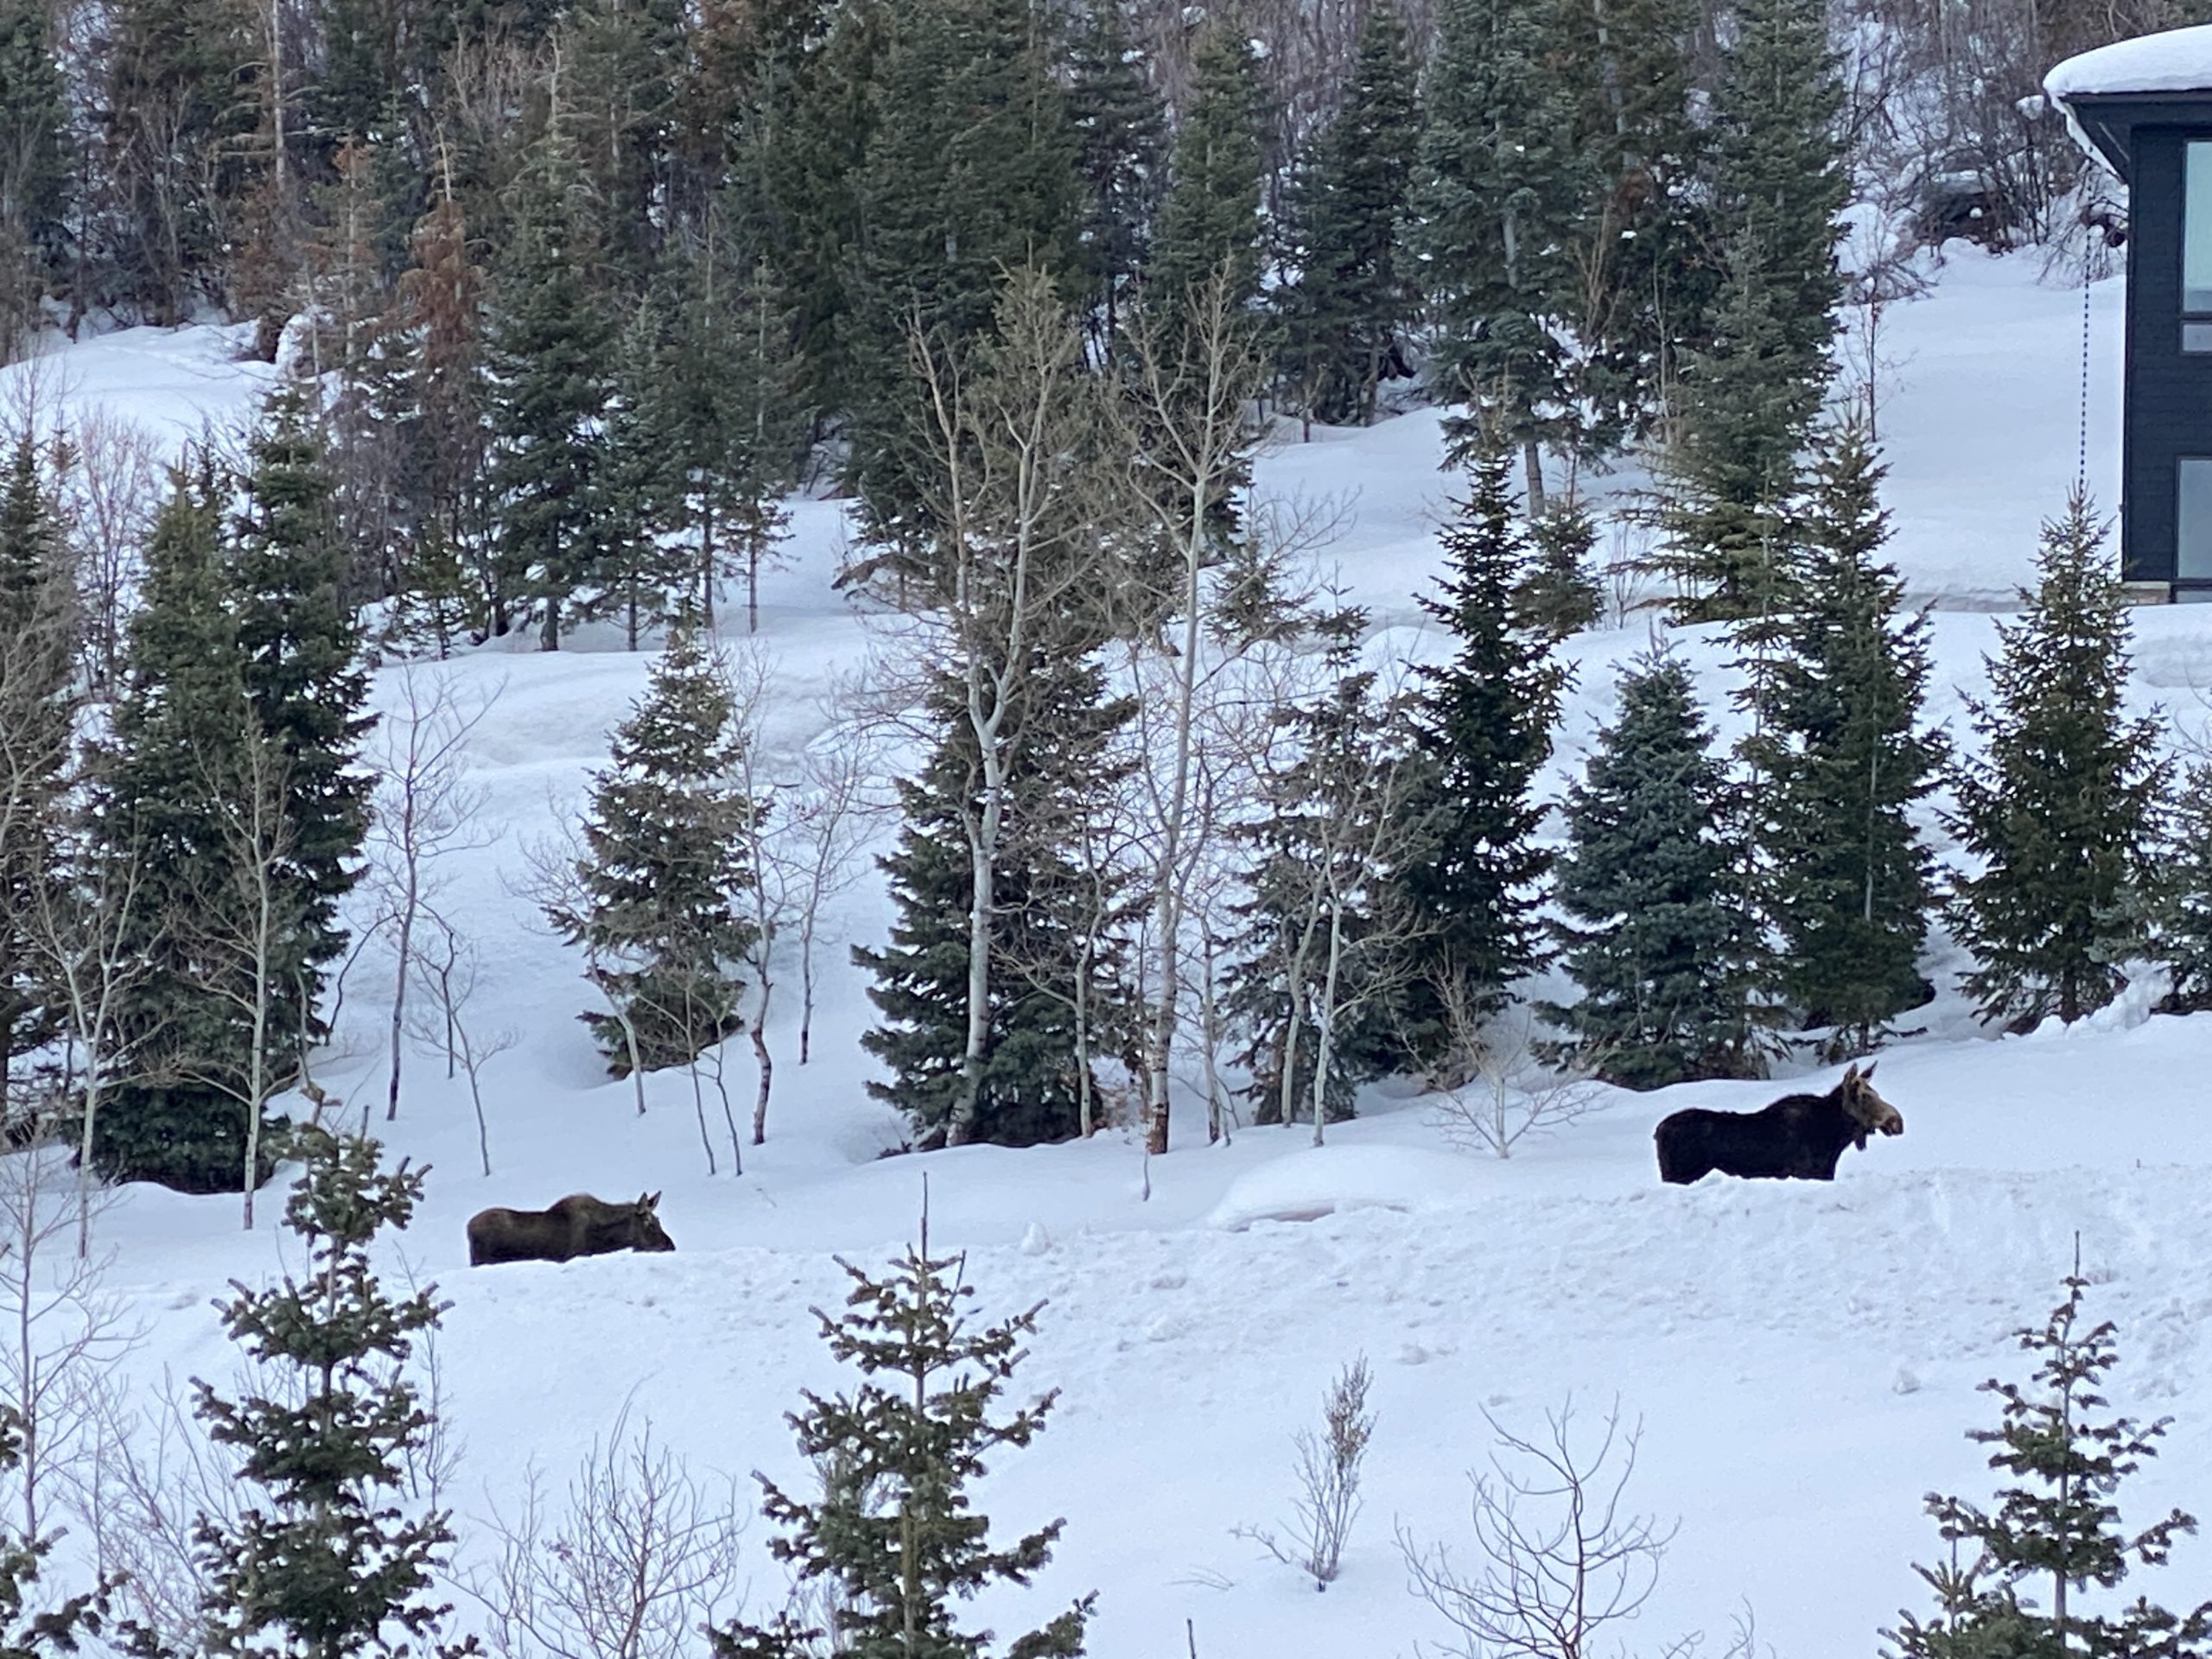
top-left (1654, 1062), bottom-right (1904, 1185)
top-left (467, 1192), bottom-right (675, 1266)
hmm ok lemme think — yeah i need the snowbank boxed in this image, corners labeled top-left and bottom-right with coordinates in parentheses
top-left (2046, 25), bottom-right (2212, 101)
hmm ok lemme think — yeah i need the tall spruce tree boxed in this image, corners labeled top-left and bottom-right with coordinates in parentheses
top-left (1662, 0), bottom-right (1847, 622)
top-left (0, 0), bottom-right (72, 353)
top-left (1541, 651), bottom-right (1753, 1088)
top-left (543, 630), bottom-right (760, 1077)
top-left (1277, 0), bottom-right (1420, 426)
top-left (1395, 444), bottom-right (1566, 1074)
top-left (94, 469), bottom-right (249, 1193)
top-left (1708, 0), bottom-right (1847, 416)
top-left (710, 1231), bottom-right (1093, 1659)
top-left (1552, 0), bottom-right (1710, 445)
top-left (1147, 20), bottom-right (1266, 313)
top-left (1225, 613), bottom-right (1416, 1130)
top-left (1412, 0), bottom-right (1598, 508)
top-left (0, 436), bottom-right (73, 1121)
top-left (1065, 0), bottom-right (1165, 347)
top-left (1948, 493), bottom-right (2167, 1030)
top-left (2144, 762), bottom-right (2212, 1014)
top-left (841, 0), bottom-right (1081, 538)
top-left (194, 1128), bottom-right (460, 1659)
top-left (228, 381), bottom-right (376, 1053)
top-left (1751, 428), bottom-right (1942, 1053)
top-left (482, 130), bottom-right (613, 649)
top-left (1885, 1267), bottom-right (2212, 1659)
top-left (856, 655), bottom-right (1134, 1149)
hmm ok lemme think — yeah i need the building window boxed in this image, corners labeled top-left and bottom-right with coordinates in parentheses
top-left (2183, 459), bottom-right (2212, 580)
top-left (2190, 143), bottom-right (2212, 350)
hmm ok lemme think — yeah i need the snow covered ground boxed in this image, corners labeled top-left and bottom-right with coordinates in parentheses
top-left (6, 245), bottom-right (2207, 1659)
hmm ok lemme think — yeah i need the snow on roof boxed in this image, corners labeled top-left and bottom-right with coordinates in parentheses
top-left (2046, 24), bottom-right (2212, 102)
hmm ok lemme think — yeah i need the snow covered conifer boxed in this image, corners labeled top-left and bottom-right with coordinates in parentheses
top-left (194, 1127), bottom-right (460, 1659)
top-left (1395, 444), bottom-right (1566, 1073)
top-left (543, 629), bottom-right (760, 1076)
top-left (1885, 1267), bottom-right (2212, 1659)
top-left (1948, 493), bottom-right (2166, 1029)
top-left (1756, 427), bottom-right (1942, 1054)
top-left (1541, 651), bottom-right (1753, 1088)
top-left (709, 1230), bottom-right (1094, 1659)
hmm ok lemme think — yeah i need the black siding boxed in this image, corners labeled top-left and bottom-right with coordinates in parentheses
top-left (2121, 127), bottom-right (2212, 585)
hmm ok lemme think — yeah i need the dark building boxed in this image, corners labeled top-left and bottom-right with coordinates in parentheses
top-left (2050, 31), bottom-right (2212, 601)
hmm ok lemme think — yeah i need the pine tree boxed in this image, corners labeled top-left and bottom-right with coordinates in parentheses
top-left (1663, 0), bottom-right (1847, 620)
top-left (1227, 612), bottom-right (1419, 1130)
top-left (1277, 0), bottom-right (1421, 426)
top-left (1884, 1266), bottom-right (2212, 1659)
top-left (0, 435), bottom-right (73, 1120)
top-left (560, 0), bottom-right (688, 289)
top-left (1065, 0), bottom-right (1165, 346)
top-left (543, 631), bottom-right (760, 1077)
top-left (2144, 762), bottom-right (2212, 1014)
top-left (194, 1128), bottom-right (461, 1659)
top-left (1552, 0), bottom-right (1710, 446)
top-left (841, 0), bottom-right (1081, 537)
top-left (482, 130), bottom-right (613, 650)
top-left (856, 657), bottom-right (1134, 1149)
top-left (1513, 500), bottom-right (1605, 640)
top-left (1412, 0), bottom-right (1599, 506)
top-left (709, 1230), bottom-right (1094, 1659)
top-left (227, 380), bottom-right (376, 1057)
top-left (1147, 20), bottom-right (1266, 313)
top-left (94, 468), bottom-right (267, 1194)
top-left (0, 0), bottom-right (73, 353)
top-left (1753, 428), bottom-right (1942, 1054)
top-left (1541, 650), bottom-right (1754, 1089)
top-left (1708, 0), bottom-right (1847, 418)
top-left (1948, 493), bottom-right (2167, 1030)
top-left (1659, 235), bottom-right (1811, 626)
top-left (1395, 446), bottom-right (1567, 1073)
top-left (593, 292), bottom-right (696, 650)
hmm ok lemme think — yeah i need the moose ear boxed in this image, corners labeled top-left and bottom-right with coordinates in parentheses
top-left (647, 1190), bottom-right (662, 1208)
top-left (637, 1192), bottom-right (651, 1207)
top-left (1859, 1061), bottom-right (1877, 1080)
top-left (1841, 1062), bottom-right (1859, 1084)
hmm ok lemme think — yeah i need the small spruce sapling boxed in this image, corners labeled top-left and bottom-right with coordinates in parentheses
top-left (192, 1126), bottom-right (467, 1659)
top-left (710, 1209), bottom-right (1094, 1659)
top-left (1884, 1258), bottom-right (2212, 1659)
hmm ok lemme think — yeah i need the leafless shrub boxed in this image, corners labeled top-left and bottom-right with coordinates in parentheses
top-left (403, 915), bottom-right (516, 1179)
top-left (53, 404), bottom-right (163, 699)
top-left (466, 1406), bottom-right (747, 1659)
top-left (1430, 1002), bottom-right (1608, 1160)
top-left (1397, 1397), bottom-right (1691, 1659)
top-left (75, 1370), bottom-right (236, 1655)
top-left (0, 1142), bottom-right (144, 1550)
top-left (1239, 1356), bottom-right (1377, 1590)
